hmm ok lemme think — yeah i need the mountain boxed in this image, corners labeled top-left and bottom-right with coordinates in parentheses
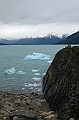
top-left (56, 31), bottom-right (79, 44)
top-left (0, 39), bottom-right (18, 45)
top-left (0, 42), bottom-right (6, 45)
top-left (0, 33), bottom-right (68, 45)
top-left (14, 34), bottom-right (64, 45)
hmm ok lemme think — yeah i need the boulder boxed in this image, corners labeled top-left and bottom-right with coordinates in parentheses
top-left (42, 46), bottom-right (79, 120)
top-left (9, 111), bottom-right (37, 120)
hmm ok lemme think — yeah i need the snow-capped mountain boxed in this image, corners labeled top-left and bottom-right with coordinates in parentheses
top-left (0, 33), bottom-right (68, 45)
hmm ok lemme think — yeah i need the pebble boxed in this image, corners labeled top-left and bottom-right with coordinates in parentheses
top-left (0, 91), bottom-right (57, 120)
top-left (69, 118), bottom-right (75, 120)
top-left (13, 116), bottom-right (20, 120)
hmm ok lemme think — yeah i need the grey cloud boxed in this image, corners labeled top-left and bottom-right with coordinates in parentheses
top-left (0, 0), bottom-right (79, 39)
top-left (0, 0), bottom-right (79, 24)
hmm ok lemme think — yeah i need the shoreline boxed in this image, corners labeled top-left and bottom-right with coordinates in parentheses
top-left (0, 90), bottom-right (58, 120)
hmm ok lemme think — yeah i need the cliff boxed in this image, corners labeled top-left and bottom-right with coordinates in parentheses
top-left (42, 46), bottom-right (79, 120)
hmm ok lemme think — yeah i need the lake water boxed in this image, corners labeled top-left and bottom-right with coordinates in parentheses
top-left (0, 45), bottom-right (67, 93)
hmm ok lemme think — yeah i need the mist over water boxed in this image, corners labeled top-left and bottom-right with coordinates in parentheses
top-left (0, 45), bottom-right (67, 93)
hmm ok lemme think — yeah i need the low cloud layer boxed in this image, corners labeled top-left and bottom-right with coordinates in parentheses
top-left (0, 0), bottom-right (79, 39)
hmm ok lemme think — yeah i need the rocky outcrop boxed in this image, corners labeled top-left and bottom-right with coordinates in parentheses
top-left (43, 46), bottom-right (79, 120)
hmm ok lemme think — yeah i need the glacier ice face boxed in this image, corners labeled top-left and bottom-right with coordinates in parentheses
top-left (25, 52), bottom-right (50, 60)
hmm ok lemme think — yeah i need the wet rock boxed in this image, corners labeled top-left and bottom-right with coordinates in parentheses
top-left (13, 116), bottom-right (20, 120)
top-left (9, 111), bottom-right (37, 120)
top-left (2, 116), bottom-right (9, 120)
top-left (43, 46), bottom-right (79, 120)
top-left (0, 91), bottom-right (51, 120)
top-left (41, 111), bottom-right (54, 117)
top-left (44, 114), bottom-right (58, 120)
top-left (69, 118), bottom-right (75, 120)
top-left (0, 110), bottom-right (8, 115)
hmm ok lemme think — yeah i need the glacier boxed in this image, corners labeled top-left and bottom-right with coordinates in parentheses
top-left (25, 52), bottom-right (50, 60)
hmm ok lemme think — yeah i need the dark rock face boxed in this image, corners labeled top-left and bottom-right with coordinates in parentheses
top-left (42, 46), bottom-right (79, 120)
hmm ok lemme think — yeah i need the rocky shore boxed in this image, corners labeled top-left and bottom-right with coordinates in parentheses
top-left (0, 91), bottom-right (58, 120)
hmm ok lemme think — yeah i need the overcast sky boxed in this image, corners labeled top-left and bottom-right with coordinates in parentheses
top-left (0, 0), bottom-right (79, 39)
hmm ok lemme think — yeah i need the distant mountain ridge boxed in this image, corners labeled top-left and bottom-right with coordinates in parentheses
top-left (0, 33), bottom-right (68, 45)
top-left (0, 39), bottom-right (18, 45)
top-left (0, 42), bottom-right (7, 45)
top-left (14, 34), bottom-right (63, 45)
top-left (56, 31), bottom-right (79, 44)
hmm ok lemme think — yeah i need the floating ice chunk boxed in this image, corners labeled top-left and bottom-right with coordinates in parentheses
top-left (25, 52), bottom-right (50, 60)
top-left (17, 71), bottom-right (26, 75)
top-left (47, 60), bottom-right (52, 63)
top-left (24, 84), bottom-right (28, 87)
top-left (34, 73), bottom-right (40, 75)
top-left (43, 73), bottom-right (46, 75)
top-left (32, 69), bottom-right (39, 72)
top-left (32, 77), bottom-right (41, 81)
top-left (5, 67), bottom-right (16, 74)
top-left (22, 88), bottom-right (25, 90)
top-left (29, 87), bottom-right (33, 89)
top-left (33, 83), bottom-right (41, 87)
top-left (35, 88), bottom-right (42, 92)
top-left (24, 83), bottom-right (41, 87)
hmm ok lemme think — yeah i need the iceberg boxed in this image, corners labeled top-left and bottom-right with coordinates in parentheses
top-left (5, 67), bottom-right (16, 74)
top-left (25, 52), bottom-right (50, 60)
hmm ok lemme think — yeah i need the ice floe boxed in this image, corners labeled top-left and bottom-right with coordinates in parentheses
top-left (47, 60), bottom-right (52, 63)
top-left (43, 73), bottom-right (46, 75)
top-left (32, 77), bottom-right (41, 81)
top-left (22, 88), bottom-right (25, 90)
top-left (29, 87), bottom-right (33, 90)
top-left (34, 73), bottom-right (40, 75)
top-left (17, 71), bottom-right (26, 75)
top-left (5, 67), bottom-right (16, 74)
top-left (31, 69), bottom-right (39, 72)
top-left (24, 83), bottom-right (41, 87)
top-left (25, 52), bottom-right (50, 60)
top-left (5, 67), bottom-right (26, 75)
top-left (35, 88), bottom-right (42, 92)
